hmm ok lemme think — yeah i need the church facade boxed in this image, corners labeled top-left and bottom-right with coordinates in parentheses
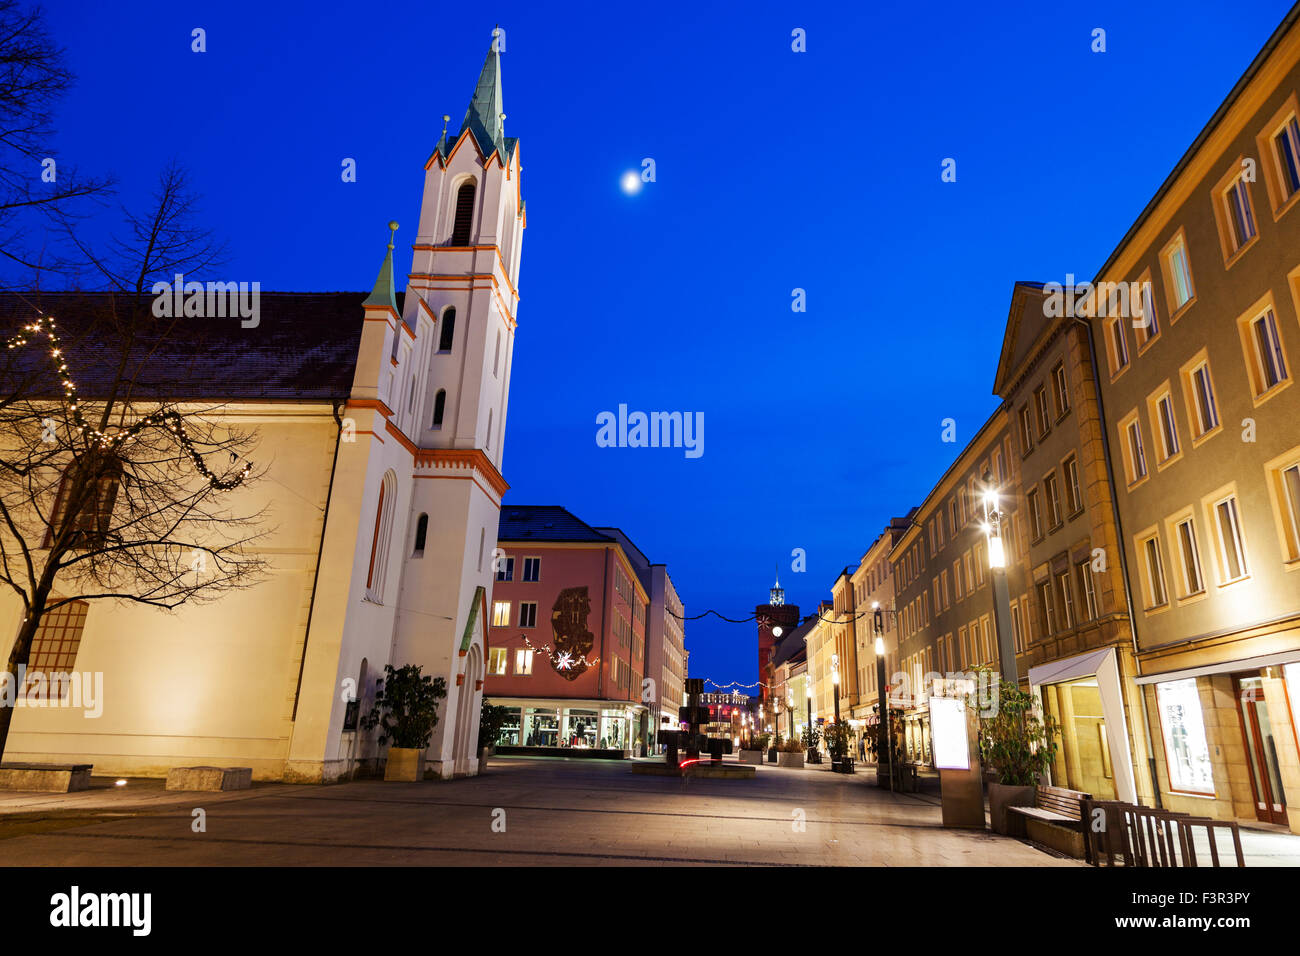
top-left (1, 32), bottom-right (522, 783)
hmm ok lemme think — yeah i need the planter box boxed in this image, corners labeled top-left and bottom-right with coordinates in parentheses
top-left (777, 751), bottom-right (804, 768)
top-left (0, 763), bottom-right (92, 793)
top-left (165, 766), bottom-right (252, 791)
top-left (831, 758), bottom-right (855, 774)
top-left (384, 747), bottom-right (425, 782)
top-left (988, 782), bottom-right (1034, 835)
top-left (738, 749), bottom-right (764, 765)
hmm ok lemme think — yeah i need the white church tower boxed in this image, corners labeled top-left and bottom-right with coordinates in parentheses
top-left (390, 28), bottom-right (522, 777)
top-left (285, 29), bottom-right (522, 783)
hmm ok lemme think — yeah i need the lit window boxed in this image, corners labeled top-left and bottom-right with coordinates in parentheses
top-left (492, 601), bottom-right (511, 626)
top-left (487, 647), bottom-right (508, 675)
top-left (1156, 678), bottom-right (1215, 794)
top-left (1222, 176), bottom-right (1257, 252)
top-left (514, 648), bottom-right (533, 675)
top-left (1164, 235), bottom-right (1194, 311)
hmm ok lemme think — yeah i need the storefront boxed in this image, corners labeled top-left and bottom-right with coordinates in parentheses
top-left (488, 698), bottom-right (646, 756)
top-left (1136, 652), bottom-right (1300, 830)
top-left (1029, 646), bottom-right (1139, 804)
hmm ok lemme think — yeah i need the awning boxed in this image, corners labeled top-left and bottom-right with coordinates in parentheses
top-left (1027, 647), bottom-right (1113, 687)
top-left (1134, 649), bottom-right (1300, 685)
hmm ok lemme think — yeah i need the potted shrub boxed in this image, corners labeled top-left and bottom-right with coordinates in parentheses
top-left (362, 664), bottom-right (447, 782)
top-left (739, 732), bottom-right (768, 765)
top-left (801, 725), bottom-right (823, 764)
top-left (825, 720), bottom-right (854, 774)
top-left (777, 737), bottom-right (805, 768)
top-left (972, 677), bottom-right (1060, 834)
top-left (477, 699), bottom-right (511, 772)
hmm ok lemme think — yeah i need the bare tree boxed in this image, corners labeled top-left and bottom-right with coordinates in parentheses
top-left (0, 165), bottom-right (266, 761)
top-left (0, 0), bottom-right (112, 274)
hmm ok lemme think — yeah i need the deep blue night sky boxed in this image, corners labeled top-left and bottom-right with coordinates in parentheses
top-left (37, 0), bottom-right (1297, 688)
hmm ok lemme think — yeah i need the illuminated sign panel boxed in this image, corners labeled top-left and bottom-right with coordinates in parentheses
top-left (929, 696), bottom-right (970, 771)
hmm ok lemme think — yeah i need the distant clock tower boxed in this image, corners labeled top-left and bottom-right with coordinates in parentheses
top-left (756, 570), bottom-right (799, 702)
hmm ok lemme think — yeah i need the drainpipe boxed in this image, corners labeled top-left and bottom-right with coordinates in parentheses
top-left (1072, 314), bottom-right (1162, 808)
top-left (291, 401), bottom-right (346, 722)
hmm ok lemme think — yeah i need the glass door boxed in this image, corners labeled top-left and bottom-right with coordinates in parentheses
top-left (1234, 674), bottom-right (1288, 826)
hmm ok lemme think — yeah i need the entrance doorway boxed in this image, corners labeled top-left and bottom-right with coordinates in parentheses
top-left (1234, 673), bottom-right (1288, 826)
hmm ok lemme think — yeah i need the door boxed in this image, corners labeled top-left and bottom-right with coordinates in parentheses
top-left (1234, 674), bottom-right (1289, 826)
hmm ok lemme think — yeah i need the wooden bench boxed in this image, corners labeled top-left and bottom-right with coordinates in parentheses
top-left (1009, 785), bottom-right (1091, 858)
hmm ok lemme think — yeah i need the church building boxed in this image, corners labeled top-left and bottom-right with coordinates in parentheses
top-left (0, 31), bottom-right (522, 782)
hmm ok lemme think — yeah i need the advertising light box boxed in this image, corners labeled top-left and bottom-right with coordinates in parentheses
top-left (929, 696), bottom-right (970, 771)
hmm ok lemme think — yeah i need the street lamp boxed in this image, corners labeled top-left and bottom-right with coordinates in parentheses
top-left (805, 676), bottom-right (816, 762)
top-left (786, 687), bottom-right (794, 739)
top-left (981, 472), bottom-right (1018, 685)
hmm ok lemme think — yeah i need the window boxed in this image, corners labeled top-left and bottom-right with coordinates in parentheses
top-left (1064, 455), bottom-right (1082, 514)
top-left (1134, 274), bottom-right (1160, 346)
top-left (47, 458), bottom-right (122, 548)
top-left (365, 473), bottom-right (396, 600)
top-left (1211, 494), bottom-right (1249, 583)
top-left (1057, 571), bottom-right (1075, 628)
top-left (1184, 358), bottom-right (1220, 439)
top-left (496, 556), bottom-right (514, 581)
top-left (953, 559), bottom-right (963, 600)
top-left (514, 648), bottom-right (534, 676)
top-left (487, 647), bottom-right (507, 675)
top-left (993, 447), bottom-right (1005, 485)
top-left (27, 600), bottom-right (88, 697)
top-left (1044, 472), bottom-right (1062, 529)
top-left (1271, 114), bottom-right (1300, 201)
top-left (1156, 678), bottom-right (1215, 794)
top-left (1121, 414), bottom-right (1147, 485)
top-left (1027, 488), bottom-right (1043, 541)
top-left (451, 180), bottom-right (476, 245)
top-left (1010, 602), bottom-right (1024, 653)
top-left (1140, 533), bottom-right (1168, 608)
top-left (1174, 516), bottom-right (1205, 596)
top-left (492, 601), bottom-right (511, 627)
top-left (1075, 561), bottom-right (1098, 620)
top-left (519, 602), bottom-right (537, 628)
top-left (957, 626), bottom-right (968, 667)
top-left (1222, 175), bottom-right (1257, 253)
top-left (1052, 362), bottom-right (1070, 417)
top-left (522, 557), bottom-right (540, 582)
top-left (1033, 385), bottom-right (1050, 438)
top-left (432, 389), bottom-right (447, 427)
top-left (1152, 391), bottom-right (1180, 463)
top-left (1108, 317), bottom-right (1130, 374)
top-left (486, 408), bottom-right (493, 449)
top-left (1036, 580), bottom-right (1055, 636)
top-left (494, 330), bottom-right (501, 377)
top-left (412, 513), bottom-right (428, 557)
top-left (1162, 232), bottom-right (1195, 313)
top-left (1240, 305), bottom-right (1290, 397)
top-left (438, 308), bottom-right (456, 353)
top-left (1018, 406), bottom-right (1033, 454)
top-left (1273, 460), bottom-right (1300, 562)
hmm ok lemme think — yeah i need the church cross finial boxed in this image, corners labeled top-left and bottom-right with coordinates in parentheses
top-left (387, 220), bottom-right (399, 250)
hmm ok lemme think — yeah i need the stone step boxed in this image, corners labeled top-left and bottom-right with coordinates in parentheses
top-left (0, 763), bottom-right (93, 792)
top-left (165, 766), bottom-right (253, 792)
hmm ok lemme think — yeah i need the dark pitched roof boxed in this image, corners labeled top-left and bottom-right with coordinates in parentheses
top-left (498, 505), bottom-right (616, 543)
top-left (0, 291), bottom-right (370, 401)
top-left (772, 616), bottom-right (815, 668)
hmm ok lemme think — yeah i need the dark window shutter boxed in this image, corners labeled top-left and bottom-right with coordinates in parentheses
top-left (438, 308), bottom-right (456, 352)
top-left (451, 182), bottom-right (476, 245)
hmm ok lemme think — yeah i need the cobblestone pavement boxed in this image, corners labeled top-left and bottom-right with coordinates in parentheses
top-left (0, 756), bottom-right (1088, 866)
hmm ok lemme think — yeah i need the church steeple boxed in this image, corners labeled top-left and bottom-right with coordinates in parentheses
top-left (361, 221), bottom-right (399, 313)
top-left (770, 566), bottom-right (785, 606)
top-left (458, 27), bottom-right (507, 161)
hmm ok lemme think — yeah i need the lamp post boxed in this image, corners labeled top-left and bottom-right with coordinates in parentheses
top-left (786, 688), bottom-right (794, 739)
top-left (805, 677), bottom-right (816, 762)
top-left (981, 472), bottom-right (1019, 686)
top-left (873, 602), bottom-right (890, 789)
top-left (831, 653), bottom-right (843, 769)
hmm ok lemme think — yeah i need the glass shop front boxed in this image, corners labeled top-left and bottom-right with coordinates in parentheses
top-left (494, 704), bottom-right (638, 752)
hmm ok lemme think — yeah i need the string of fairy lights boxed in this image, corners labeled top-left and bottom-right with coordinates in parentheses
top-left (518, 632), bottom-right (600, 672)
top-left (7, 314), bottom-right (253, 490)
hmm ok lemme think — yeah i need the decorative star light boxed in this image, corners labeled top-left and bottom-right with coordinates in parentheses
top-left (554, 651), bottom-right (574, 671)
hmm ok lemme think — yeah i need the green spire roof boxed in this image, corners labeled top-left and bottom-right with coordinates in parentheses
top-left (435, 29), bottom-right (518, 165)
top-left (362, 221), bottom-right (399, 312)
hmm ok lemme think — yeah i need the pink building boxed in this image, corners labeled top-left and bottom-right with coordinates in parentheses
top-left (485, 506), bottom-right (650, 755)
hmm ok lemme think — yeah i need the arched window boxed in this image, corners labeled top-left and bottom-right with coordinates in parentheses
top-left (451, 180), bottom-right (475, 245)
top-left (366, 472), bottom-right (397, 601)
top-left (493, 330), bottom-right (501, 377)
top-left (413, 513), bottom-right (428, 557)
top-left (432, 389), bottom-right (446, 428)
top-left (438, 308), bottom-right (456, 353)
top-left (486, 408), bottom-right (493, 449)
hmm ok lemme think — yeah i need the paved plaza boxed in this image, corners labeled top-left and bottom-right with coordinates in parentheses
top-left (1, 756), bottom-right (1296, 866)
top-left (0, 756), bottom-right (1073, 866)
